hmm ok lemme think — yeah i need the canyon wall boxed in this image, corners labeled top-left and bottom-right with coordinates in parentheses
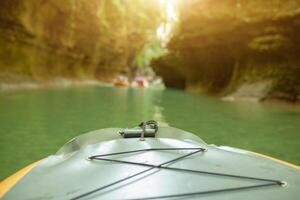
top-left (0, 0), bottom-right (161, 82)
top-left (152, 0), bottom-right (300, 102)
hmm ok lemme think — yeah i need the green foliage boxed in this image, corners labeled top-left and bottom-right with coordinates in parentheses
top-left (134, 39), bottom-right (165, 69)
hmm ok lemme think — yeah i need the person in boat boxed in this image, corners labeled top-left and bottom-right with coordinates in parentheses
top-left (133, 75), bottom-right (149, 88)
top-left (113, 73), bottom-right (129, 87)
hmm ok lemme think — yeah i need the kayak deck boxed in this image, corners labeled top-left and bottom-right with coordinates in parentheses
top-left (2, 127), bottom-right (300, 200)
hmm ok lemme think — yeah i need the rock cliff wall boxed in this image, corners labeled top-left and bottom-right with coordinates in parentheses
top-left (0, 0), bottom-right (161, 82)
top-left (152, 0), bottom-right (300, 102)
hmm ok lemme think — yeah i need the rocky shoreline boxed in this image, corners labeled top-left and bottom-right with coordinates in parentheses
top-left (1, 78), bottom-right (299, 106)
top-left (0, 79), bottom-right (109, 92)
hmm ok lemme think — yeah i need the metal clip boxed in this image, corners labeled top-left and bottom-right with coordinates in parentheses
top-left (139, 122), bottom-right (145, 141)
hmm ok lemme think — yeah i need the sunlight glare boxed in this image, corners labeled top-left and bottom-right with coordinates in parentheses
top-left (156, 0), bottom-right (179, 45)
top-left (166, 1), bottom-right (178, 21)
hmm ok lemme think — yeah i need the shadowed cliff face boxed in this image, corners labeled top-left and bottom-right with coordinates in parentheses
top-left (152, 0), bottom-right (300, 101)
top-left (0, 0), bottom-right (161, 81)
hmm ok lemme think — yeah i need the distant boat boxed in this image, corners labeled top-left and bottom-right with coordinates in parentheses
top-left (113, 80), bottom-right (129, 87)
top-left (113, 75), bottom-right (129, 87)
top-left (132, 76), bottom-right (149, 88)
top-left (1, 121), bottom-right (299, 199)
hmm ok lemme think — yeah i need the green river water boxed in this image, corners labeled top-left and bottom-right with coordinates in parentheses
top-left (0, 86), bottom-right (300, 180)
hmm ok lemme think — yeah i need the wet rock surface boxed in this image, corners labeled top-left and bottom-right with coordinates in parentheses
top-left (152, 0), bottom-right (300, 102)
top-left (0, 0), bottom-right (161, 81)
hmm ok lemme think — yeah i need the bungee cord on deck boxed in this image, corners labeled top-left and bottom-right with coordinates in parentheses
top-left (70, 147), bottom-right (285, 200)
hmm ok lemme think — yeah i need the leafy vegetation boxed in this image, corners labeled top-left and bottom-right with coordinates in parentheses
top-left (133, 39), bottom-right (165, 73)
